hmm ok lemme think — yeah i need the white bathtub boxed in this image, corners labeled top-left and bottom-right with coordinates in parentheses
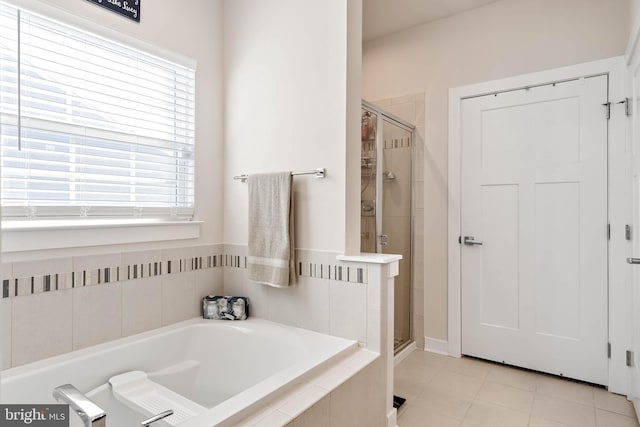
top-left (1, 318), bottom-right (358, 426)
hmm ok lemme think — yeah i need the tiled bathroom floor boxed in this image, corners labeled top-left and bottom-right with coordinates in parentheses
top-left (395, 351), bottom-right (639, 427)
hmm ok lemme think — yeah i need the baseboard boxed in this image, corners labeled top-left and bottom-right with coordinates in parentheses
top-left (424, 337), bottom-right (449, 355)
top-left (387, 407), bottom-right (397, 427)
top-left (394, 341), bottom-right (416, 367)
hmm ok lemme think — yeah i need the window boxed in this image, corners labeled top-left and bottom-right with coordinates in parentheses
top-left (0, 2), bottom-right (196, 222)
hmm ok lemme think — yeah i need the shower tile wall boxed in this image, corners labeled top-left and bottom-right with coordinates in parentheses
top-left (373, 93), bottom-right (425, 350)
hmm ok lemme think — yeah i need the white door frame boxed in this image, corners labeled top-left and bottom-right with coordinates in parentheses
top-left (447, 56), bottom-right (630, 393)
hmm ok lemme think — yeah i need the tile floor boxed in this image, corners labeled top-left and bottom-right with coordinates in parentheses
top-left (395, 350), bottom-right (640, 427)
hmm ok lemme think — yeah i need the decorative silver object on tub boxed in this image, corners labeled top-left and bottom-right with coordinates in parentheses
top-left (203, 296), bottom-right (249, 320)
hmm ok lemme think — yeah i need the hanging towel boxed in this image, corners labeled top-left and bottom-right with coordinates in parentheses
top-left (247, 172), bottom-right (296, 287)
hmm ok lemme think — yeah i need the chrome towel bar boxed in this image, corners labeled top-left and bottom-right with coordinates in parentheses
top-left (233, 168), bottom-right (326, 183)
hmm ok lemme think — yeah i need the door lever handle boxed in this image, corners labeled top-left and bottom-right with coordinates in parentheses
top-left (463, 236), bottom-right (483, 246)
top-left (628, 257), bottom-right (640, 264)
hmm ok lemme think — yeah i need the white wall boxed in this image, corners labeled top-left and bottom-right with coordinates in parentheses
top-left (632, 0), bottom-right (640, 48)
top-left (223, 0), bottom-right (361, 253)
top-left (362, 0), bottom-right (630, 340)
top-left (2, 0), bottom-right (224, 262)
top-left (0, 0), bottom-right (225, 371)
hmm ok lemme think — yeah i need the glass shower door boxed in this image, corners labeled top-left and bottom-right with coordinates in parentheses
top-left (381, 119), bottom-right (413, 352)
top-left (361, 104), bottom-right (413, 353)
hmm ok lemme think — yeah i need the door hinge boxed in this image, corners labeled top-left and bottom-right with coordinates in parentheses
top-left (603, 102), bottom-right (611, 120)
top-left (608, 342), bottom-right (611, 359)
top-left (607, 224), bottom-right (611, 240)
top-left (617, 98), bottom-right (633, 117)
top-left (627, 350), bottom-right (635, 367)
top-left (627, 224), bottom-right (633, 241)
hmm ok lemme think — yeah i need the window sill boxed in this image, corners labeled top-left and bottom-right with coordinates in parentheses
top-left (1, 219), bottom-right (202, 253)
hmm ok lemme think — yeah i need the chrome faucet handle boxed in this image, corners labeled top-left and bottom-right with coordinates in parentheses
top-left (53, 384), bottom-right (106, 427)
top-left (141, 409), bottom-right (174, 426)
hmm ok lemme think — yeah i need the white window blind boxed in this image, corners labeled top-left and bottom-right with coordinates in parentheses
top-left (0, 2), bottom-right (196, 220)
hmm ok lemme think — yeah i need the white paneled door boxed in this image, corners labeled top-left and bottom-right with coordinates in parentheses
top-left (629, 61), bottom-right (640, 403)
top-left (461, 75), bottom-right (609, 385)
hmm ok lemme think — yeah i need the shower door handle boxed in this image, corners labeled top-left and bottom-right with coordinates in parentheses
top-left (379, 234), bottom-right (389, 246)
top-left (463, 236), bottom-right (483, 246)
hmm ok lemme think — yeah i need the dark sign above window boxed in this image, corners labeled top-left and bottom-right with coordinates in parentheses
top-left (86, 0), bottom-right (140, 22)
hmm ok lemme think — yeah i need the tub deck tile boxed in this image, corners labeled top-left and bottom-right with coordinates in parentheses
top-left (252, 410), bottom-right (292, 427)
top-left (277, 385), bottom-right (330, 419)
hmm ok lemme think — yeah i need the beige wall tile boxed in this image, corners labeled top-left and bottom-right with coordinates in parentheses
top-left (12, 290), bottom-right (72, 366)
top-left (413, 314), bottom-right (425, 349)
top-left (372, 98), bottom-right (391, 108)
top-left (2, 298), bottom-right (12, 369)
top-left (291, 395), bottom-right (330, 427)
top-left (391, 94), bottom-right (416, 105)
top-left (391, 102), bottom-right (416, 124)
top-left (413, 288), bottom-right (424, 320)
top-left (415, 99), bottom-right (425, 125)
top-left (195, 268), bottom-right (224, 300)
top-left (296, 277), bottom-right (330, 335)
top-left (279, 385), bottom-right (329, 419)
top-left (13, 258), bottom-right (72, 278)
top-left (330, 364), bottom-right (386, 427)
top-left (73, 283), bottom-right (122, 350)
top-left (73, 253), bottom-right (121, 272)
top-left (329, 280), bottom-right (367, 343)
top-left (413, 259), bottom-right (424, 289)
top-left (161, 271), bottom-right (198, 325)
top-left (122, 278), bottom-right (162, 337)
top-left (120, 250), bottom-right (162, 280)
top-left (253, 410), bottom-right (292, 427)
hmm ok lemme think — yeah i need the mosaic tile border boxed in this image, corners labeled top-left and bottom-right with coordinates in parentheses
top-left (2, 248), bottom-right (367, 299)
top-left (222, 252), bottom-right (367, 284)
top-left (297, 261), bottom-right (366, 283)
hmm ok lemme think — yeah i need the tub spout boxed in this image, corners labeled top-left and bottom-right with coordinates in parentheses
top-left (53, 384), bottom-right (106, 427)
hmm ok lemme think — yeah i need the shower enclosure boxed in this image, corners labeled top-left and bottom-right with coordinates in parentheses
top-left (361, 100), bottom-right (415, 353)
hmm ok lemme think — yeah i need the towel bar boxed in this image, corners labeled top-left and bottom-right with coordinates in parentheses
top-left (233, 168), bottom-right (326, 183)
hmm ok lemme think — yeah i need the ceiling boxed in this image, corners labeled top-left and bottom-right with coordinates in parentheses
top-left (363, 0), bottom-right (503, 41)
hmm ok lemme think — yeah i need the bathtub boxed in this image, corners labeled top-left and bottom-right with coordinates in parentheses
top-left (1, 318), bottom-right (359, 426)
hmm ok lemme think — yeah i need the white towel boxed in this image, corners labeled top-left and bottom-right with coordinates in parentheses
top-left (247, 172), bottom-right (296, 287)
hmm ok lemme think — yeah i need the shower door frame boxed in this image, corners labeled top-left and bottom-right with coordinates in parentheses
top-left (362, 100), bottom-right (416, 353)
